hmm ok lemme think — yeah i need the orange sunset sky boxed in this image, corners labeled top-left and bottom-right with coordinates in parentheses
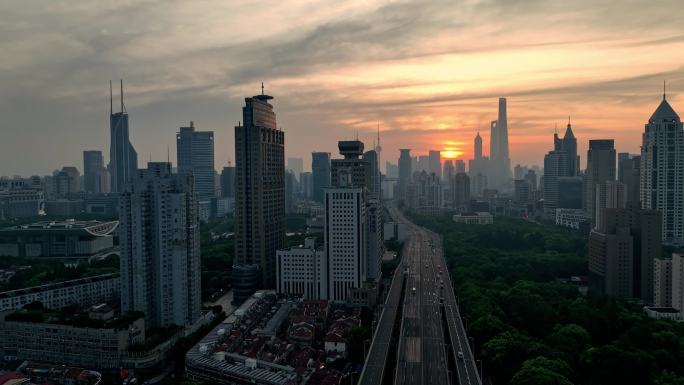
top-left (0, 0), bottom-right (683, 175)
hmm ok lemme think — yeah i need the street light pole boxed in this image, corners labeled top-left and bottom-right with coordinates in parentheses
top-left (477, 359), bottom-right (483, 381)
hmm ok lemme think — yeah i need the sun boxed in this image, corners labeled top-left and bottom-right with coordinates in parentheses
top-left (441, 149), bottom-right (463, 159)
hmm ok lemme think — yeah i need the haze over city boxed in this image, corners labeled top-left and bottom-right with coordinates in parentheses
top-left (1, 0), bottom-right (683, 176)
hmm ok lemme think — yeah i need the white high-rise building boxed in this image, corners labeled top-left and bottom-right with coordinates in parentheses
top-left (325, 187), bottom-right (367, 302)
top-left (654, 257), bottom-right (672, 307)
top-left (672, 254), bottom-right (684, 311)
top-left (119, 162), bottom-right (201, 328)
top-left (640, 92), bottom-right (684, 244)
top-left (276, 238), bottom-right (327, 300)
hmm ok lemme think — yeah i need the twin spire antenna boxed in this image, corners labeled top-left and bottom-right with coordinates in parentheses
top-left (109, 79), bottom-right (126, 114)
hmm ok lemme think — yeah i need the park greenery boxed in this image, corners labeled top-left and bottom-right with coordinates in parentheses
top-left (0, 254), bottom-right (119, 291)
top-left (408, 211), bottom-right (684, 385)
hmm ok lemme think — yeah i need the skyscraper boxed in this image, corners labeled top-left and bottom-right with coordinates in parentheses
top-left (586, 139), bottom-right (616, 227)
top-left (543, 149), bottom-right (567, 214)
top-left (398, 149), bottom-right (412, 202)
top-left (468, 131), bottom-right (489, 178)
top-left (554, 122), bottom-right (578, 176)
top-left (220, 166), bottom-right (235, 198)
top-left (428, 150), bottom-right (441, 179)
top-left (108, 80), bottom-right (138, 193)
top-left (363, 150), bottom-right (381, 201)
top-left (118, 162), bottom-right (201, 327)
top-left (83, 151), bottom-right (109, 194)
top-left (618, 153), bottom-right (641, 205)
top-left (588, 204), bottom-right (661, 301)
top-left (233, 90), bottom-right (285, 303)
top-left (451, 172), bottom-right (470, 212)
top-left (312, 152), bottom-right (331, 203)
top-left (287, 157), bottom-right (304, 179)
top-left (443, 160), bottom-right (455, 182)
top-left (53, 167), bottom-right (81, 198)
top-left (176, 122), bottom-right (215, 200)
top-left (640, 92), bottom-right (684, 244)
top-left (489, 98), bottom-right (511, 188)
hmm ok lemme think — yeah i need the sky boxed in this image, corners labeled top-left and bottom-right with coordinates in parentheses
top-left (1, 0), bottom-right (683, 176)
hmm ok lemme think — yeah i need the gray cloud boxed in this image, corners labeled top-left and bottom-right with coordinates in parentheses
top-left (0, 0), bottom-right (683, 174)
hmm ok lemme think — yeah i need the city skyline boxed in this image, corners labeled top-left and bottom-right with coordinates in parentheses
top-left (1, 1), bottom-right (683, 176)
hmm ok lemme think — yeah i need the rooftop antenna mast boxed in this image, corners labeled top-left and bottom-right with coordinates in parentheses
top-left (664, 80), bottom-right (667, 100)
top-left (109, 80), bottom-right (113, 115)
top-left (261, 82), bottom-right (264, 96)
top-left (120, 79), bottom-right (127, 113)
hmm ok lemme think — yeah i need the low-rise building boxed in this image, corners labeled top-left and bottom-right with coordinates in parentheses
top-left (0, 310), bottom-right (145, 369)
top-left (643, 306), bottom-right (683, 321)
top-left (0, 220), bottom-right (118, 260)
top-left (453, 212), bottom-right (493, 225)
top-left (0, 273), bottom-right (120, 311)
top-left (276, 238), bottom-right (327, 300)
top-left (555, 208), bottom-right (588, 230)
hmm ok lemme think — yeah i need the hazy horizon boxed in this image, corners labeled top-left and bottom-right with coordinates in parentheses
top-left (1, 0), bottom-right (682, 176)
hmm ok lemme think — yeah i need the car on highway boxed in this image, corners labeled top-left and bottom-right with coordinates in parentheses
top-left (457, 351), bottom-right (464, 360)
top-left (412, 287), bottom-right (416, 295)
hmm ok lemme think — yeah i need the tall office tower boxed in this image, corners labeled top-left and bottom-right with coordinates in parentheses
top-left (386, 162), bottom-right (398, 179)
top-left (54, 167), bottom-right (81, 197)
top-left (468, 131), bottom-right (489, 177)
top-left (489, 98), bottom-right (511, 188)
top-left (471, 173), bottom-right (487, 198)
top-left (233, 91), bottom-right (285, 303)
top-left (287, 157), bottom-right (304, 179)
top-left (543, 149), bottom-right (567, 214)
top-left (443, 160), bottom-right (455, 182)
top-left (514, 179), bottom-right (532, 208)
top-left (454, 159), bottom-right (466, 174)
top-left (414, 155), bottom-right (429, 173)
top-left (331, 141), bottom-right (370, 188)
top-left (83, 151), bottom-right (107, 194)
top-left (398, 149), bottom-right (412, 202)
top-left (451, 172), bottom-right (470, 212)
top-left (594, 180), bottom-right (626, 229)
top-left (554, 122), bottom-right (579, 176)
top-left (299, 172), bottom-right (313, 199)
top-left (312, 152), bottom-right (331, 203)
top-left (525, 169), bottom-right (538, 191)
top-left (558, 176), bottom-right (583, 209)
top-left (220, 166), bottom-right (235, 198)
top-left (285, 170), bottom-right (297, 214)
top-left (588, 204), bottom-right (661, 301)
top-left (176, 122), bottom-right (215, 200)
top-left (118, 162), bottom-right (201, 327)
top-left (513, 164), bottom-right (525, 180)
top-left (325, 187), bottom-right (367, 302)
top-left (428, 150), bottom-right (442, 179)
top-left (673, 254), bottom-right (684, 311)
top-left (653, 257), bottom-right (672, 307)
top-left (586, 140), bottom-right (616, 227)
top-left (375, 124), bottom-right (383, 172)
top-left (618, 153), bottom-right (641, 205)
top-left (363, 150), bottom-right (381, 200)
top-left (331, 141), bottom-right (381, 283)
top-left (108, 80), bottom-right (138, 193)
top-left (641, 92), bottom-right (684, 244)
top-left (474, 130), bottom-right (483, 159)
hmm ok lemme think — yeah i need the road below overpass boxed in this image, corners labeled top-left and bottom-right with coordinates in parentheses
top-left (389, 206), bottom-right (481, 385)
